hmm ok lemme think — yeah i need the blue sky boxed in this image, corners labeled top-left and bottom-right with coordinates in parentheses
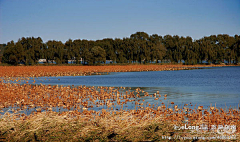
top-left (0, 0), bottom-right (239, 44)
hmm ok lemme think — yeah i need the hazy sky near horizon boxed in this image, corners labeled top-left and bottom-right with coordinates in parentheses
top-left (0, 0), bottom-right (239, 44)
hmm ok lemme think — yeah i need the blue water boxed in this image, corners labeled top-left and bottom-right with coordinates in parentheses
top-left (28, 66), bottom-right (240, 109)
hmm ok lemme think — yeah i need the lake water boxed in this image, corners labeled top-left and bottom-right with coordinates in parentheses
top-left (28, 66), bottom-right (240, 110)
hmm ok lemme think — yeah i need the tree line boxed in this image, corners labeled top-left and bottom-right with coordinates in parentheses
top-left (2, 32), bottom-right (240, 65)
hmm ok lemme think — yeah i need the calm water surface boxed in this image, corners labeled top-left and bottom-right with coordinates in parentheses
top-left (28, 66), bottom-right (240, 109)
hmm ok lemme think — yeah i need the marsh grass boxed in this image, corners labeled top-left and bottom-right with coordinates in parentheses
top-left (0, 110), bottom-right (238, 142)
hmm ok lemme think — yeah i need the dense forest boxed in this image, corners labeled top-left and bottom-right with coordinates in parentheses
top-left (1, 32), bottom-right (240, 65)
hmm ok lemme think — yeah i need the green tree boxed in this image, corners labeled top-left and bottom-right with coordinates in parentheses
top-left (46, 40), bottom-right (64, 64)
top-left (151, 43), bottom-right (166, 63)
top-left (85, 46), bottom-right (106, 65)
top-left (2, 40), bottom-right (25, 65)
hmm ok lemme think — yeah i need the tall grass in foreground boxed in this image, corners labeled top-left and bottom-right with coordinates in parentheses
top-left (0, 110), bottom-right (239, 142)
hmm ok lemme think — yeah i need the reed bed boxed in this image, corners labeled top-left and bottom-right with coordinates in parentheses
top-left (0, 108), bottom-right (239, 141)
top-left (0, 110), bottom-right (171, 141)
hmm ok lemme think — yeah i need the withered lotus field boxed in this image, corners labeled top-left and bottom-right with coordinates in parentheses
top-left (0, 65), bottom-right (239, 141)
top-left (0, 64), bottom-right (235, 77)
